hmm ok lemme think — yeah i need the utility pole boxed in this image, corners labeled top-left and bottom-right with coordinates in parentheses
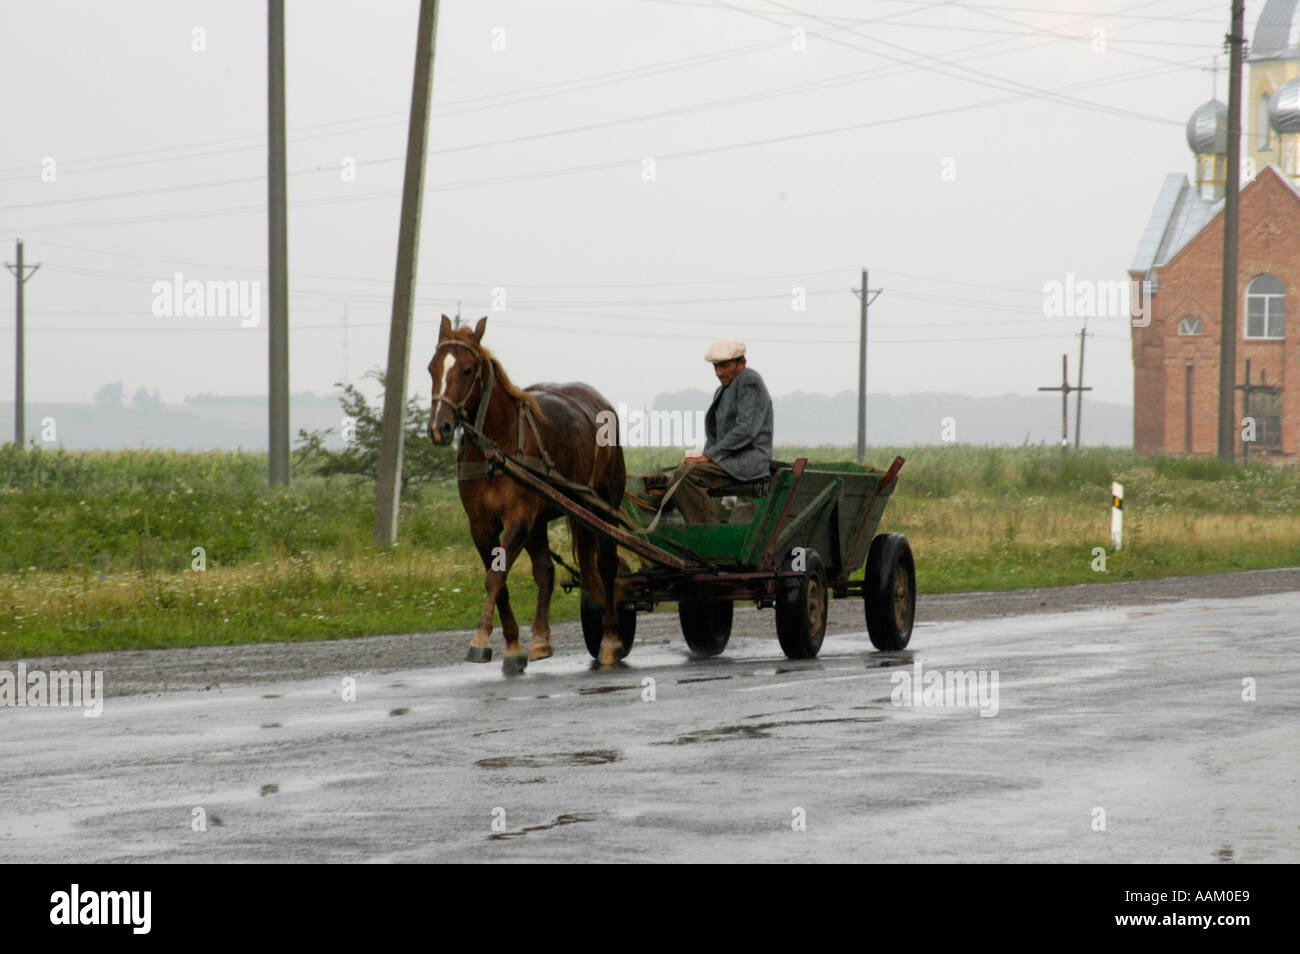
top-left (850, 268), bottom-right (882, 464)
top-left (374, 0), bottom-right (442, 546)
top-left (1074, 319), bottom-right (1091, 449)
top-left (268, 0), bottom-right (290, 485)
top-left (4, 239), bottom-right (40, 446)
top-left (1218, 0), bottom-right (1245, 462)
top-left (341, 302), bottom-right (349, 386)
top-left (1039, 354), bottom-right (1090, 455)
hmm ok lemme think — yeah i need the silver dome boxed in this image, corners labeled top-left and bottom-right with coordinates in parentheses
top-left (1250, 0), bottom-right (1300, 61)
top-left (1186, 100), bottom-right (1227, 154)
top-left (1270, 77), bottom-right (1300, 133)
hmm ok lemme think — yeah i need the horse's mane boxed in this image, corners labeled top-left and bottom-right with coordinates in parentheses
top-left (446, 330), bottom-right (543, 417)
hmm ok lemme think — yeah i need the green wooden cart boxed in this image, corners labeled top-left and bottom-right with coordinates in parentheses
top-left (569, 457), bottom-right (917, 662)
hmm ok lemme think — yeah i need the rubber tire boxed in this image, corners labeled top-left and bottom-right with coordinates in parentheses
top-left (774, 548), bottom-right (828, 660)
top-left (580, 591), bottom-right (636, 660)
top-left (863, 533), bottom-right (916, 651)
top-left (677, 594), bottom-right (733, 657)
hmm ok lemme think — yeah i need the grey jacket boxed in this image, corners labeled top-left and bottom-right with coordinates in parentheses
top-left (703, 366), bottom-right (774, 481)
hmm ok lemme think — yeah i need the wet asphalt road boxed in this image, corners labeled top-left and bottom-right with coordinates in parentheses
top-left (2, 590), bottom-right (1297, 863)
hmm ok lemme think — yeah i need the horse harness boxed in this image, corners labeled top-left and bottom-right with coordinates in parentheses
top-left (434, 338), bottom-right (594, 486)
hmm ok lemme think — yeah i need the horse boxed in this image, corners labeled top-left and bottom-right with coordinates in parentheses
top-left (427, 315), bottom-right (627, 672)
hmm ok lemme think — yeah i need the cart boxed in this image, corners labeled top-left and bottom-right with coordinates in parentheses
top-left (475, 445), bottom-right (915, 662)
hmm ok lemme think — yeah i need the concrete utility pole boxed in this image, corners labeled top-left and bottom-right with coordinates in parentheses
top-left (1039, 354), bottom-right (1091, 455)
top-left (268, 0), bottom-right (290, 485)
top-left (374, 0), bottom-right (442, 546)
top-left (850, 268), bottom-right (882, 464)
top-left (4, 239), bottom-right (40, 446)
top-left (1217, 0), bottom-right (1245, 462)
top-left (1074, 319), bottom-right (1091, 450)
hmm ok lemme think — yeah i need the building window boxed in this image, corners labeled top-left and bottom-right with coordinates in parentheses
top-left (1245, 274), bottom-right (1285, 339)
top-left (1259, 92), bottom-right (1272, 150)
top-left (1178, 316), bottom-right (1202, 335)
top-left (1288, 139), bottom-right (1297, 176)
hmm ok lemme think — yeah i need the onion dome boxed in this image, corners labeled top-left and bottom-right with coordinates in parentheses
top-left (1250, 0), bottom-right (1300, 61)
top-left (1185, 100), bottom-right (1227, 154)
top-left (1270, 77), bottom-right (1300, 133)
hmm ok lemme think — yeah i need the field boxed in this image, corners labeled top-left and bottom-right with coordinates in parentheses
top-left (2, 442), bottom-right (1298, 659)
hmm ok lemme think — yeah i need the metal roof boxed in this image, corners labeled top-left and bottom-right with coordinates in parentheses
top-left (1250, 0), bottom-right (1300, 60)
top-left (1129, 174), bottom-right (1222, 275)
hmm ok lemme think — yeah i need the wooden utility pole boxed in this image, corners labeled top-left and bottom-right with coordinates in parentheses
top-left (374, 0), bottom-right (442, 546)
top-left (4, 240), bottom-right (40, 446)
top-left (1217, 0), bottom-right (1245, 462)
top-left (1039, 354), bottom-right (1090, 455)
top-left (850, 268), bottom-right (882, 463)
top-left (1074, 319), bottom-right (1090, 449)
top-left (268, 0), bottom-right (290, 484)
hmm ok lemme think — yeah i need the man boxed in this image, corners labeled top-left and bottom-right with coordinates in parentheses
top-left (667, 338), bottom-right (774, 525)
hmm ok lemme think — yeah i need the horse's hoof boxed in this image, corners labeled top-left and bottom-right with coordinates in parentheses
top-left (502, 654), bottom-right (528, 675)
top-left (529, 643), bottom-right (553, 661)
top-left (466, 645), bottom-right (493, 663)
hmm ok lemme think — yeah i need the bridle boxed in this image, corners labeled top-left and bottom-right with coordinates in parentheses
top-left (430, 338), bottom-right (496, 437)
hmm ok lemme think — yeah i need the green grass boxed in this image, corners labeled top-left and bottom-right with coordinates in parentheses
top-left (2, 443), bottom-right (1298, 658)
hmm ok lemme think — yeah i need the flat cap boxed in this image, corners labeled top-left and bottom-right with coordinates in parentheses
top-left (704, 338), bottom-right (746, 362)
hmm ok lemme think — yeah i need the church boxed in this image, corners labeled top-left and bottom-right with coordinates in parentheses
top-left (1129, 0), bottom-right (1300, 457)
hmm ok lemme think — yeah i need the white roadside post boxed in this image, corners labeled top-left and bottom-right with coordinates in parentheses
top-left (1110, 481), bottom-right (1124, 551)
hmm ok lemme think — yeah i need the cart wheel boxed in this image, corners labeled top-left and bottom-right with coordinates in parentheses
top-left (775, 548), bottom-right (828, 659)
top-left (580, 592), bottom-right (636, 660)
top-left (864, 533), bottom-right (915, 650)
top-left (677, 594), bottom-right (733, 657)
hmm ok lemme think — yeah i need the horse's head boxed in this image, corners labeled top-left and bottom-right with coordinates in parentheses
top-left (428, 315), bottom-right (490, 445)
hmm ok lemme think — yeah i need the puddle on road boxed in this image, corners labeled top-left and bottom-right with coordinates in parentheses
top-left (578, 684), bottom-right (639, 695)
top-left (475, 749), bottom-right (621, 769)
top-left (676, 675), bottom-right (732, 685)
top-left (489, 811), bottom-right (600, 840)
top-left (658, 715), bottom-right (884, 745)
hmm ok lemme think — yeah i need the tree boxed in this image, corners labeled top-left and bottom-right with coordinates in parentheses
top-left (94, 382), bottom-right (124, 407)
top-left (294, 368), bottom-right (455, 489)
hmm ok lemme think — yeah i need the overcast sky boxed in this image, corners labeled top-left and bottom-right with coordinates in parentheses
top-left (0, 0), bottom-right (1251, 440)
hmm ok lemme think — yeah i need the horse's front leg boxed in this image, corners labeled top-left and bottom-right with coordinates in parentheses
top-left (469, 520), bottom-right (530, 673)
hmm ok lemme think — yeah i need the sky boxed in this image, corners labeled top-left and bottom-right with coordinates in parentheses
top-left (0, 0), bottom-right (1254, 442)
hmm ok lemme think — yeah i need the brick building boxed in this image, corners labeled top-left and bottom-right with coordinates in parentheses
top-left (1129, 0), bottom-right (1300, 457)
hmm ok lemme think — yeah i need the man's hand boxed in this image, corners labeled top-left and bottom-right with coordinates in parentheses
top-left (684, 453), bottom-right (710, 463)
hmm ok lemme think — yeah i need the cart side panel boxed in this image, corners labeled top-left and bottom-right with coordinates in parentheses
top-left (740, 469), bottom-right (842, 568)
top-left (841, 475), bottom-right (900, 571)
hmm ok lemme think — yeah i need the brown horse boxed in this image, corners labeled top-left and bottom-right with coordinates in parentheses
top-left (428, 316), bottom-right (627, 672)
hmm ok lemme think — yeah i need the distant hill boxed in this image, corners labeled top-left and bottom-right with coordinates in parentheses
top-left (1, 388), bottom-right (1132, 451)
top-left (651, 389), bottom-right (1132, 447)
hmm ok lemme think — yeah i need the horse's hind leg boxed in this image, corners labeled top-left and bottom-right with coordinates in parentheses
top-left (575, 525), bottom-right (624, 668)
top-left (524, 522), bottom-right (555, 661)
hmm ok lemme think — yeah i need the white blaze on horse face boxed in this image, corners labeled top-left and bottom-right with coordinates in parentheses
top-left (432, 351), bottom-right (456, 426)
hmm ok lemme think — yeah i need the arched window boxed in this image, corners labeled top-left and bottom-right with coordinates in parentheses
top-left (1245, 274), bottom-right (1285, 339)
top-left (1178, 316), bottom-right (1203, 335)
top-left (1259, 91), bottom-right (1273, 150)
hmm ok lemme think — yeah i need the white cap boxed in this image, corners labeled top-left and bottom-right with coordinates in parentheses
top-left (704, 338), bottom-right (746, 362)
